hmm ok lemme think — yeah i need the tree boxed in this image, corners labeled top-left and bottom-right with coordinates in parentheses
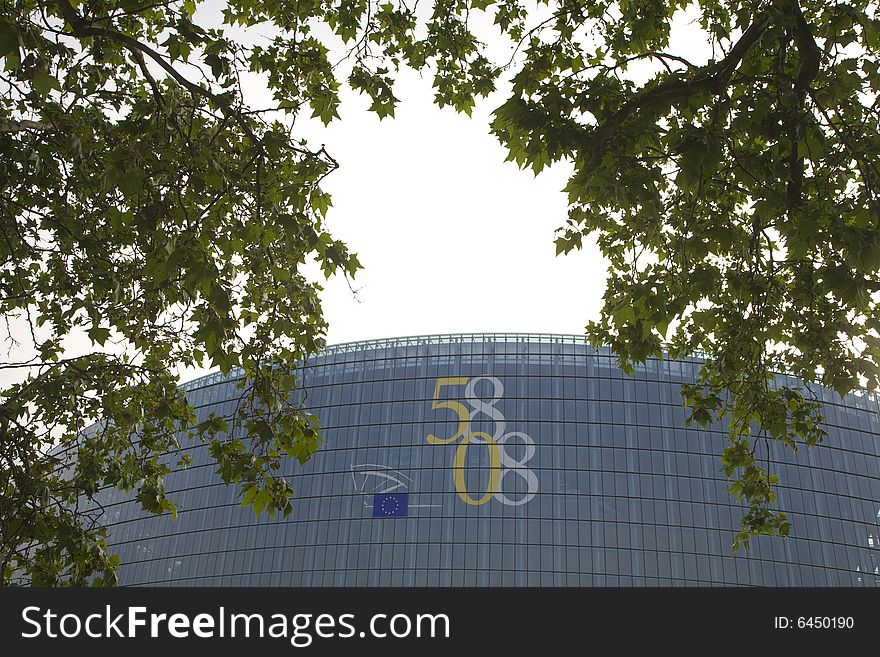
top-left (2, 0), bottom-right (878, 584)
top-left (0, 0), bottom-right (359, 585)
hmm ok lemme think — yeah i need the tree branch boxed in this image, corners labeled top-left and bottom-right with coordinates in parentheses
top-left (0, 120), bottom-right (56, 134)
top-left (130, 46), bottom-right (166, 112)
top-left (53, 0), bottom-right (257, 144)
top-left (785, 0), bottom-right (822, 210)
top-left (587, 11), bottom-right (773, 152)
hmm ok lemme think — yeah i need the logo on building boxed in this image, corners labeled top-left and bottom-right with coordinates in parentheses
top-left (350, 464), bottom-right (440, 516)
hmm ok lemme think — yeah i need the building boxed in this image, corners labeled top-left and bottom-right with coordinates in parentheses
top-left (93, 334), bottom-right (880, 586)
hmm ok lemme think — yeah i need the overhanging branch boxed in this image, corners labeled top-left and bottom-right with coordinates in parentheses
top-left (785, 0), bottom-right (822, 210)
top-left (587, 11), bottom-right (773, 151)
top-left (53, 0), bottom-right (257, 144)
top-left (52, 0), bottom-right (336, 166)
top-left (0, 120), bottom-right (56, 134)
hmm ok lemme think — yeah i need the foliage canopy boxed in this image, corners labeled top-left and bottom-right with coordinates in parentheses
top-left (2, 0), bottom-right (879, 583)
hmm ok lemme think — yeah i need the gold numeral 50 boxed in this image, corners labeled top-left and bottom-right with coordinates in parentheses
top-left (427, 377), bottom-right (501, 505)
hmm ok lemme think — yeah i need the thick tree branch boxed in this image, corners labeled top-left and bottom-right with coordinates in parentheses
top-left (53, 0), bottom-right (256, 144)
top-left (785, 0), bottom-right (822, 210)
top-left (587, 11), bottom-right (773, 151)
top-left (0, 120), bottom-right (56, 134)
top-left (130, 47), bottom-right (166, 112)
top-left (53, 0), bottom-right (336, 166)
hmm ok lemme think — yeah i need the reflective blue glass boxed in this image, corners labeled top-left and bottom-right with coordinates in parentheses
top-left (90, 334), bottom-right (880, 586)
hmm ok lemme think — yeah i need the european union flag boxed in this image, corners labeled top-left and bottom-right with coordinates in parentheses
top-left (373, 492), bottom-right (409, 518)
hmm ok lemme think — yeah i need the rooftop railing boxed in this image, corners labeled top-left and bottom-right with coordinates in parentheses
top-left (177, 333), bottom-right (876, 410)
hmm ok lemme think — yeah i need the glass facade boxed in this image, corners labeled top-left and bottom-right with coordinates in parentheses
top-left (91, 334), bottom-right (880, 586)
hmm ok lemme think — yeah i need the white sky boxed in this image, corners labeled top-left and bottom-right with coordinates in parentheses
top-left (257, 5), bottom-right (713, 349)
top-left (298, 70), bottom-right (604, 346)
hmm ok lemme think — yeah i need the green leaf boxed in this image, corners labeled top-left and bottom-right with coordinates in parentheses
top-left (0, 19), bottom-right (18, 58)
top-left (117, 169), bottom-right (144, 197)
top-left (88, 326), bottom-right (111, 346)
top-left (32, 69), bottom-right (60, 96)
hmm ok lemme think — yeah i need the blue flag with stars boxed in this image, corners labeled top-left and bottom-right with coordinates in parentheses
top-left (373, 492), bottom-right (408, 518)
